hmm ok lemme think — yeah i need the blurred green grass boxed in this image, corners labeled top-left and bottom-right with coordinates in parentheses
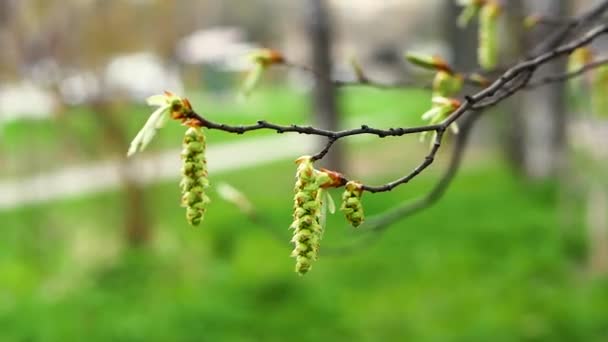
top-left (0, 155), bottom-right (606, 341)
top-left (2, 86), bottom-right (607, 341)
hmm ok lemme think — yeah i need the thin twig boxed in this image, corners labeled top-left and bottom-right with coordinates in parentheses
top-left (526, 56), bottom-right (608, 89)
top-left (311, 137), bottom-right (337, 161)
top-left (362, 129), bottom-right (445, 193)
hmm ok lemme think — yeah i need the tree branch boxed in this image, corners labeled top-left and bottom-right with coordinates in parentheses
top-left (185, 23), bottom-right (608, 197)
top-left (204, 2), bottom-right (608, 254)
top-left (531, 0), bottom-right (608, 55)
top-left (322, 110), bottom-right (480, 255)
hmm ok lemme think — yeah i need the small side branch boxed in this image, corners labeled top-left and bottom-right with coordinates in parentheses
top-left (527, 56), bottom-right (608, 89)
top-left (363, 129), bottom-right (445, 193)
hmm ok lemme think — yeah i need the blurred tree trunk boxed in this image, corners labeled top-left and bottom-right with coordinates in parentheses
top-left (443, 1), bottom-right (477, 71)
top-left (90, 101), bottom-right (151, 247)
top-left (449, 0), bottom-right (570, 178)
top-left (518, 0), bottom-right (570, 179)
top-left (0, 0), bottom-right (21, 78)
top-left (502, 0), bottom-right (528, 173)
top-left (305, 0), bottom-right (343, 171)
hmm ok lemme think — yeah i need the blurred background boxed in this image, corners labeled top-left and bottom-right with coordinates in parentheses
top-left (1, 0), bottom-right (608, 340)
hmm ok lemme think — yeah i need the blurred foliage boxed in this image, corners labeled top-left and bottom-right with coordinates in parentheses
top-left (0, 158), bottom-right (607, 341)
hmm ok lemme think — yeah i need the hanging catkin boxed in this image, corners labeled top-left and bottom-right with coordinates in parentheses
top-left (180, 127), bottom-right (210, 226)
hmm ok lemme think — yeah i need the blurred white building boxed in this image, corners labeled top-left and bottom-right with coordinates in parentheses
top-left (104, 53), bottom-right (184, 100)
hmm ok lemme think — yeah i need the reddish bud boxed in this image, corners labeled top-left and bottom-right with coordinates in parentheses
top-left (251, 49), bottom-right (285, 66)
top-left (467, 73), bottom-right (491, 87)
top-left (318, 168), bottom-right (347, 188)
top-left (405, 52), bottom-right (454, 74)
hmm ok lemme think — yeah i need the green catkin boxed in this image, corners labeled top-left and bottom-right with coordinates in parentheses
top-left (592, 65), bottom-right (608, 118)
top-left (568, 48), bottom-right (593, 112)
top-left (478, 2), bottom-right (500, 71)
top-left (180, 127), bottom-right (210, 226)
top-left (341, 181), bottom-right (365, 227)
top-left (290, 156), bottom-right (324, 275)
top-left (568, 48), bottom-right (592, 91)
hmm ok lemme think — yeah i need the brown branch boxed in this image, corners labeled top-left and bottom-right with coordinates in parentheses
top-left (362, 130), bottom-right (444, 193)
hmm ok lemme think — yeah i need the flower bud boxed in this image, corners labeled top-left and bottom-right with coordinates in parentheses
top-left (128, 91), bottom-right (195, 157)
top-left (467, 73), bottom-right (491, 87)
top-left (420, 97), bottom-right (461, 141)
top-left (433, 71), bottom-right (464, 98)
top-left (249, 49), bottom-right (285, 67)
top-left (340, 181), bottom-right (365, 227)
top-left (241, 49), bottom-right (285, 98)
top-left (405, 52), bottom-right (453, 74)
top-left (523, 15), bottom-right (541, 30)
top-left (180, 127), bottom-right (210, 226)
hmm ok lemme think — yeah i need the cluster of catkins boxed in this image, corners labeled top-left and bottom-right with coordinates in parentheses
top-left (180, 127), bottom-right (210, 226)
top-left (290, 157), bottom-right (365, 275)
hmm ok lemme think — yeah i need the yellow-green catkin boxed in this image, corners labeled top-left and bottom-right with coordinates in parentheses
top-left (592, 65), bottom-right (608, 118)
top-left (290, 156), bottom-right (324, 275)
top-left (568, 48), bottom-right (593, 95)
top-left (340, 181), bottom-right (364, 228)
top-left (180, 127), bottom-right (210, 226)
top-left (478, 1), bottom-right (500, 71)
top-left (567, 48), bottom-right (593, 113)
